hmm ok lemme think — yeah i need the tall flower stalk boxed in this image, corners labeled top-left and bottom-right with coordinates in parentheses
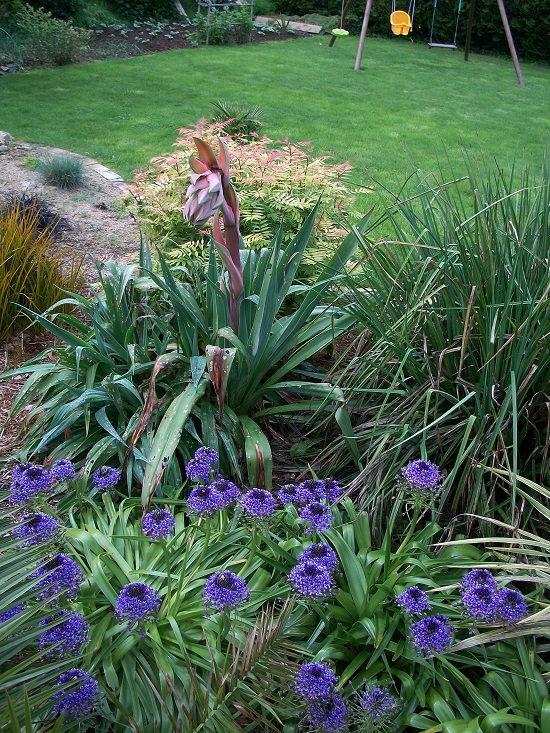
top-left (183, 137), bottom-right (243, 333)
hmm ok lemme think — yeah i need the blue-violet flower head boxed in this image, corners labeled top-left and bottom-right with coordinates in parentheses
top-left (210, 478), bottom-right (240, 508)
top-left (300, 502), bottom-right (333, 534)
top-left (410, 615), bottom-right (454, 656)
top-left (401, 460), bottom-right (442, 494)
top-left (52, 669), bottom-right (101, 720)
top-left (461, 585), bottom-right (498, 622)
top-left (32, 554), bottom-right (84, 603)
top-left (288, 561), bottom-right (335, 600)
top-left (203, 571), bottom-right (250, 612)
top-left (304, 693), bottom-right (349, 733)
top-left (395, 586), bottom-right (431, 616)
top-left (50, 459), bottom-right (76, 481)
top-left (142, 509), bottom-right (176, 540)
top-left (461, 569), bottom-right (497, 593)
top-left (92, 466), bottom-right (120, 491)
top-left (115, 583), bottom-right (161, 633)
top-left (187, 484), bottom-right (224, 516)
top-left (9, 463), bottom-right (52, 504)
top-left (239, 488), bottom-right (277, 520)
top-left (297, 543), bottom-right (338, 573)
top-left (277, 483), bottom-right (303, 505)
top-left (185, 447), bottom-right (219, 483)
top-left (39, 611), bottom-right (90, 658)
top-left (355, 683), bottom-right (400, 727)
top-left (496, 588), bottom-right (527, 624)
top-left (295, 661), bottom-right (338, 700)
top-left (15, 512), bottom-right (62, 545)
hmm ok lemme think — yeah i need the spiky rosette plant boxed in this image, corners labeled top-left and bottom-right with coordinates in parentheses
top-left (3, 139), bottom-right (365, 491)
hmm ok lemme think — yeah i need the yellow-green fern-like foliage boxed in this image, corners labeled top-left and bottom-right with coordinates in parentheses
top-left (126, 119), bottom-right (363, 277)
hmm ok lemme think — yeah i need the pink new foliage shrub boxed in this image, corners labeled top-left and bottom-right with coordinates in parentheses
top-left (126, 119), bottom-right (362, 274)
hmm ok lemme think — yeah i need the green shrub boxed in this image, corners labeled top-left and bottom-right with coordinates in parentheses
top-left (14, 3), bottom-right (91, 65)
top-left (191, 6), bottom-right (254, 45)
top-left (73, 0), bottom-right (126, 27)
top-left (127, 119), bottom-right (361, 277)
top-left (36, 154), bottom-right (84, 189)
top-left (0, 204), bottom-right (81, 341)
top-left (25, 0), bottom-right (77, 20)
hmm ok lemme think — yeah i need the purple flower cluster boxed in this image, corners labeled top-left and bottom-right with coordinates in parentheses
top-left (299, 501), bottom-right (333, 534)
top-left (277, 478), bottom-right (339, 535)
top-left (114, 583), bottom-right (162, 633)
top-left (211, 478), bottom-right (240, 508)
top-left (278, 479), bottom-right (341, 506)
top-left (203, 570), bottom-right (250, 613)
top-left (185, 447), bottom-right (219, 483)
top-left (410, 615), bottom-right (454, 656)
top-left (32, 554), bottom-right (84, 603)
top-left (461, 569), bottom-right (498, 592)
top-left (142, 509), bottom-right (176, 540)
top-left (297, 542), bottom-right (339, 573)
top-left (92, 466), bottom-right (120, 491)
top-left (305, 695), bottom-right (349, 732)
top-left (0, 605), bottom-right (24, 624)
top-left (9, 463), bottom-right (52, 505)
top-left (295, 661), bottom-right (339, 699)
top-left (288, 561), bottom-right (335, 600)
top-left (354, 683), bottom-right (400, 730)
top-left (459, 570), bottom-right (527, 624)
top-left (15, 512), bottom-right (62, 545)
top-left (295, 661), bottom-right (349, 732)
top-left (187, 484), bottom-right (225, 517)
top-left (401, 459), bottom-right (443, 496)
top-left (239, 488), bottom-right (277, 520)
top-left (50, 459), bottom-right (76, 481)
top-left (395, 586), bottom-right (431, 617)
top-left (52, 669), bottom-right (101, 720)
top-left (496, 588), bottom-right (527, 624)
top-left (288, 541), bottom-right (338, 601)
top-left (39, 611), bottom-right (90, 658)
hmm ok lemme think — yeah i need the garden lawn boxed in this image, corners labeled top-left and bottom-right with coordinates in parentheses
top-left (1, 36), bottom-right (550, 192)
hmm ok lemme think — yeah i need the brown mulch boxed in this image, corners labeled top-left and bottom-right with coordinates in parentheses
top-left (79, 21), bottom-right (314, 62)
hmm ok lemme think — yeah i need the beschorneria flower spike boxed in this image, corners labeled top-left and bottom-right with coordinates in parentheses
top-left (183, 137), bottom-right (243, 333)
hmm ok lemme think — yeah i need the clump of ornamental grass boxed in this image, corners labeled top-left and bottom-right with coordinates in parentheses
top-left (36, 154), bottom-right (84, 189)
top-left (0, 204), bottom-right (81, 341)
top-left (331, 153), bottom-right (550, 523)
top-left (0, 192), bottom-right (69, 238)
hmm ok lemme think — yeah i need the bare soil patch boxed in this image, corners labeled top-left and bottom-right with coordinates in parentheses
top-left (0, 142), bottom-right (142, 454)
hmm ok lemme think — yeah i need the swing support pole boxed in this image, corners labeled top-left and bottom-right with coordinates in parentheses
top-left (329, 0), bottom-right (354, 46)
top-left (354, 0), bottom-right (374, 70)
top-left (465, 0), bottom-right (524, 85)
top-left (496, 0), bottom-right (524, 85)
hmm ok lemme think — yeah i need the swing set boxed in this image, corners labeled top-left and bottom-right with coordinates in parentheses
top-left (330, 0), bottom-right (525, 85)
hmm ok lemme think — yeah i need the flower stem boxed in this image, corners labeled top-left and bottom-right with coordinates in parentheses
top-left (396, 503), bottom-right (421, 555)
top-left (241, 526), bottom-right (257, 575)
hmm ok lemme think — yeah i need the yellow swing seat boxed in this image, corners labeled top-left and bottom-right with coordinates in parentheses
top-left (390, 10), bottom-right (412, 35)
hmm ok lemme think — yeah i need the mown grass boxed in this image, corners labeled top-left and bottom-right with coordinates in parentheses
top-left (1, 36), bottom-right (549, 193)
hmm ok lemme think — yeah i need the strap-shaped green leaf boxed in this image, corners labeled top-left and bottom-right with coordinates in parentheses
top-left (141, 376), bottom-right (209, 508)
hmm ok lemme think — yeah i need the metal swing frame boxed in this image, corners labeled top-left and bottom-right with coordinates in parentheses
top-left (428, 0), bottom-right (463, 49)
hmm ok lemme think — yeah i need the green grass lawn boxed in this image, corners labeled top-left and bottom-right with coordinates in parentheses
top-left (2, 35), bottom-right (550, 193)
